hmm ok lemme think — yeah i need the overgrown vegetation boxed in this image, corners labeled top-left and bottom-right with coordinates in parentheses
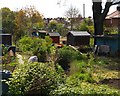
top-left (7, 57), bottom-right (120, 95)
top-left (1, 44), bottom-right (17, 72)
top-left (18, 36), bottom-right (53, 62)
top-left (2, 36), bottom-right (120, 95)
top-left (57, 46), bottom-right (83, 71)
top-left (7, 62), bottom-right (65, 95)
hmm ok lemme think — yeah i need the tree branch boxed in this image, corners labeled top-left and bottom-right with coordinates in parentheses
top-left (102, 2), bottom-right (112, 20)
top-left (112, 1), bottom-right (120, 5)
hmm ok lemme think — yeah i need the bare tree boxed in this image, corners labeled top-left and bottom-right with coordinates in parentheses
top-left (65, 5), bottom-right (80, 30)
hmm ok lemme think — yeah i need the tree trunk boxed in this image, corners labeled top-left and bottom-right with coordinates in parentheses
top-left (94, 18), bottom-right (104, 35)
top-left (93, 1), bottom-right (103, 35)
top-left (92, 1), bottom-right (112, 45)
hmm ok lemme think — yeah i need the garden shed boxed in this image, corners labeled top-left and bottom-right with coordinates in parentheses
top-left (38, 30), bottom-right (48, 38)
top-left (0, 34), bottom-right (12, 46)
top-left (94, 34), bottom-right (120, 56)
top-left (32, 30), bottom-right (48, 38)
top-left (67, 31), bottom-right (90, 46)
top-left (48, 32), bottom-right (60, 44)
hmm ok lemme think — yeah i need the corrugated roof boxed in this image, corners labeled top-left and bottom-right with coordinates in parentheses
top-left (38, 30), bottom-right (47, 33)
top-left (106, 10), bottom-right (120, 19)
top-left (69, 31), bottom-right (90, 36)
top-left (49, 32), bottom-right (60, 36)
top-left (0, 34), bottom-right (11, 35)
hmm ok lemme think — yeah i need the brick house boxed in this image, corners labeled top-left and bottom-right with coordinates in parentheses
top-left (104, 6), bottom-right (120, 28)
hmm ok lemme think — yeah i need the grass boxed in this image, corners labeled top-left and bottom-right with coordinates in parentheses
top-left (68, 54), bottom-right (120, 91)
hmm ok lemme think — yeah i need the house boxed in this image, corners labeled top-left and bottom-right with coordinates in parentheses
top-left (67, 31), bottom-right (90, 46)
top-left (48, 32), bottom-right (60, 44)
top-left (94, 34), bottom-right (120, 56)
top-left (104, 6), bottom-right (120, 28)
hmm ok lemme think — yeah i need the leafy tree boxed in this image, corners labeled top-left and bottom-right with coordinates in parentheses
top-left (77, 18), bottom-right (94, 34)
top-left (14, 9), bottom-right (28, 42)
top-left (23, 6), bottom-right (44, 35)
top-left (78, 21), bottom-right (89, 31)
top-left (48, 20), bottom-right (68, 36)
top-left (0, 9), bottom-right (2, 29)
top-left (65, 5), bottom-right (80, 30)
top-left (48, 20), bottom-right (58, 32)
top-left (56, 23), bottom-right (64, 35)
top-left (15, 6), bottom-right (44, 36)
top-left (1, 7), bottom-right (16, 34)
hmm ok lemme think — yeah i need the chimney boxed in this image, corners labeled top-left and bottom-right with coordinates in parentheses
top-left (117, 4), bottom-right (120, 11)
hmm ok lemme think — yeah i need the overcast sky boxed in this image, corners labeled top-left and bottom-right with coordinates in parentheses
top-left (0, 0), bottom-right (118, 18)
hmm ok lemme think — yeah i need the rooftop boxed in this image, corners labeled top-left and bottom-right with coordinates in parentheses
top-left (68, 31), bottom-right (90, 36)
top-left (106, 10), bottom-right (120, 19)
top-left (49, 32), bottom-right (60, 36)
top-left (38, 30), bottom-right (47, 33)
top-left (0, 34), bottom-right (11, 35)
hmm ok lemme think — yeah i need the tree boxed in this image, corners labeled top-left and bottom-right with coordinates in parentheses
top-left (14, 6), bottom-right (44, 42)
top-left (15, 9), bottom-right (28, 41)
top-left (48, 20), bottom-right (58, 32)
top-left (65, 5), bottom-right (80, 30)
top-left (92, 0), bottom-right (120, 36)
top-left (56, 22), bottom-right (67, 36)
top-left (0, 9), bottom-right (2, 29)
top-left (23, 6), bottom-right (44, 35)
top-left (1, 7), bottom-right (16, 34)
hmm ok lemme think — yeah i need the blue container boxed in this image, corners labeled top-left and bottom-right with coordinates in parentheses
top-left (95, 34), bottom-right (120, 56)
top-left (0, 70), bottom-right (11, 95)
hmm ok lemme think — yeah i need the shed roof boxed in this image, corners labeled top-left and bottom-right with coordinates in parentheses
top-left (94, 34), bottom-right (120, 39)
top-left (68, 31), bottom-right (90, 36)
top-left (0, 34), bottom-right (11, 36)
top-left (49, 32), bottom-right (60, 36)
top-left (38, 30), bottom-right (47, 33)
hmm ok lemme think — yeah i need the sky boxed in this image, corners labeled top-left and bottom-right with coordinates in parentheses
top-left (0, 0), bottom-right (118, 18)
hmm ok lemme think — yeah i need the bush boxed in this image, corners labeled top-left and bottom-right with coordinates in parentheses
top-left (18, 36), bottom-right (53, 62)
top-left (79, 21), bottom-right (89, 31)
top-left (7, 62), bottom-right (65, 95)
top-left (58, 46), bottom-right (83, 71)
top-left (69, 60), bottom-right (86, 74)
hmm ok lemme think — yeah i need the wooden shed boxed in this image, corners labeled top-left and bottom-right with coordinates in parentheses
top-left (48, 32), bottom-right (60, 44)
top-left (32, 30), bottom-right (48, 38)
top-left (38, 30), bottom-right (48, 38)
top-left (0, 34), bottom-right (12, 46)
top-left (94, 34), bottom-right (120, 56)
top-left (67, 31), bottom-right (90, 46)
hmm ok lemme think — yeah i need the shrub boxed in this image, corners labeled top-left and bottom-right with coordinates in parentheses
top-left (69, 60), bottom-right (86, 75)
top-left (57, 46), bottom-right (83, 71)
top-left (79, 21), bottom-right (89, 31)
top-left (7, 62), bottom-right (65, 95)
top-left (18, 36), bottom-right (53, 62)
